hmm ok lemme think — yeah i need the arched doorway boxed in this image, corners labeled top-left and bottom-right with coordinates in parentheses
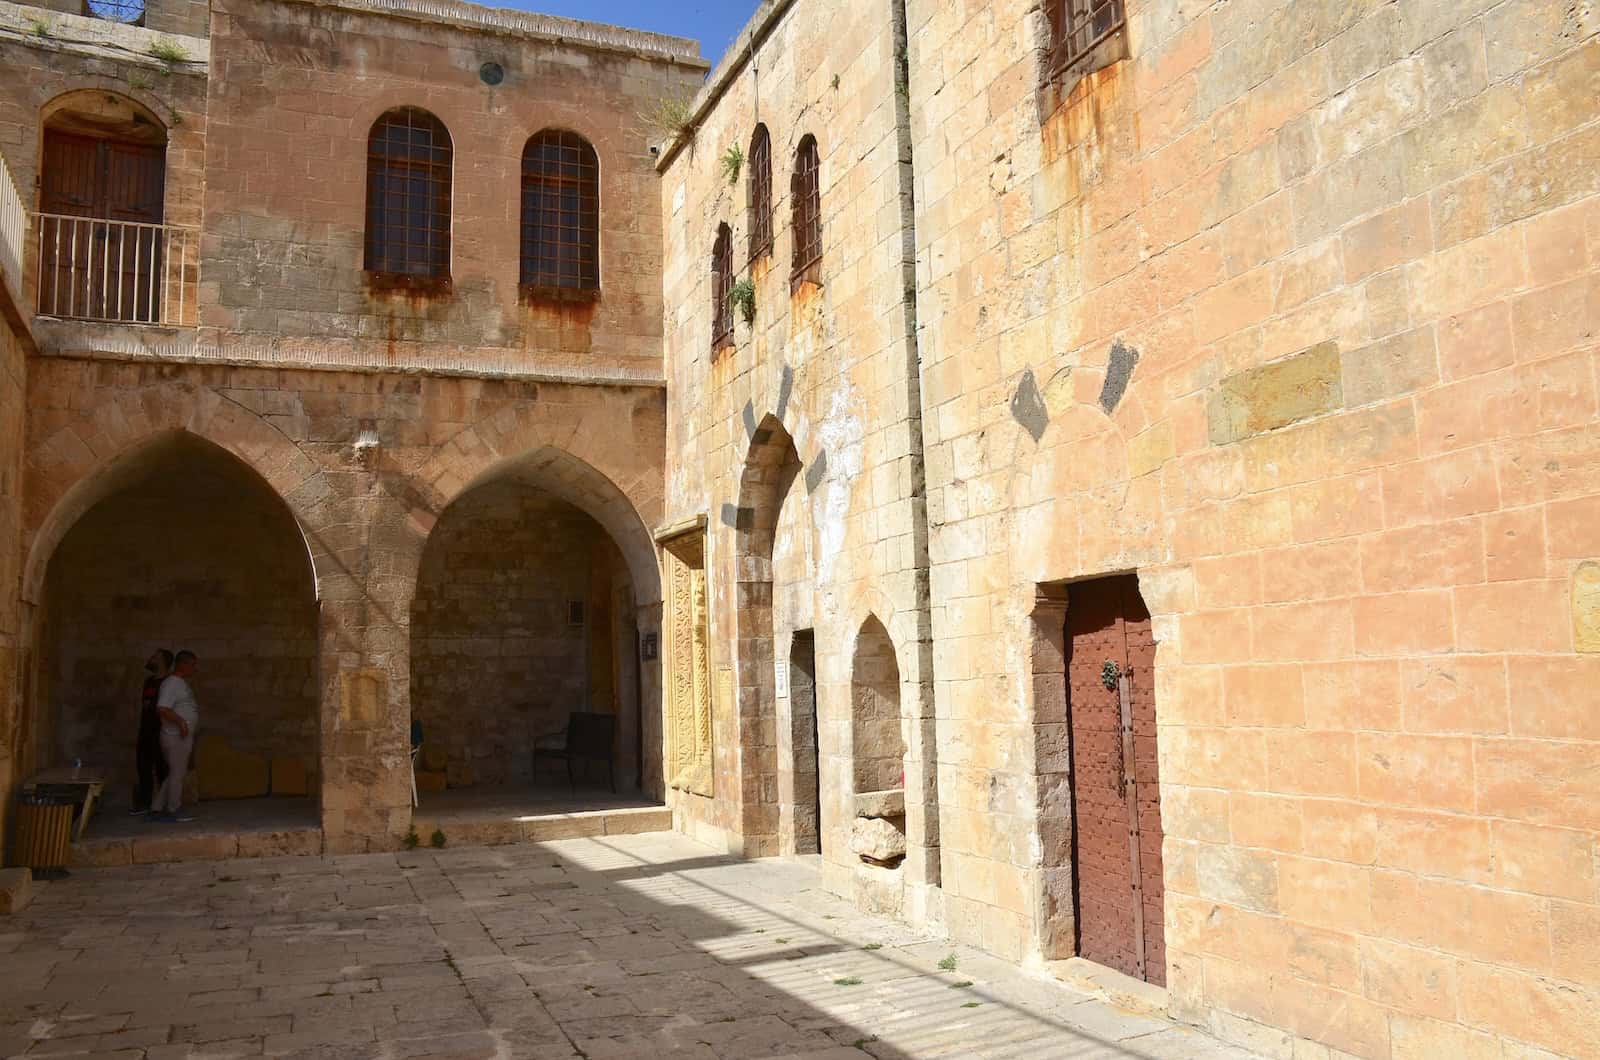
top-left (409, 450), bottom-right (652, 804)
top-left (37, 90), bottom-right (170, 322)
top-left (34, 433), bottom-right (320, 810)
top-left (734, 415), bottom-right (815, 857)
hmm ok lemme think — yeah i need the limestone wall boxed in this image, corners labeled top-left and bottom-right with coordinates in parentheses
top-left (905, 0), bottom-right (1600, 1056)
top-left (0, 309), bottom-right (25, 851)
top-left (411, 481), bottom-right (630, 788)
top-left (658, 0), bottom-right (942, 917)
top-left (42, 445), bottom-right (319, 794)
top-left (194, 0), bottom-right (705, 377)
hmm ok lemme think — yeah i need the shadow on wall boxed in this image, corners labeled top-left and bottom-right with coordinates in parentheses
top-left (40, 434), bottom-right (319, 803)
top-left (410, 475), bottom-right (635, 792)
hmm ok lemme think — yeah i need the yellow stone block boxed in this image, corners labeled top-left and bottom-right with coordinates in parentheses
top-left (1575, 562), bottom-right (1600, 652)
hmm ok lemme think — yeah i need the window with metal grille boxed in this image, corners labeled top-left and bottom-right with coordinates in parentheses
top-left (521, 130), bottom-right (600, 292)
top-left (365, 108), bottom-right (452, 280)
top-left (1044, 0), bottom-right (1127, 90)
top-left (791, 135), bottom-right (821, 287)
top-left (83, 0), bottom-right (144, 23)
top-left (748, 124), bottom-right (772, 262)
top-left (711, 223), bottom-right (734, 352)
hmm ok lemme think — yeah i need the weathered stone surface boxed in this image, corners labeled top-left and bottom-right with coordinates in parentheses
top-left (849, 816), bottom-right (907, 866)
top-left (1207, 342), bottom-right (1344, 445)
top-left (0, 867), bottom-right (32, 913)
top-left (235, 828), bottom-right (322, 858)
top-left (854, 789), bottom-right (905, 819)
top-left (131, 832), bottom-right (238, 864)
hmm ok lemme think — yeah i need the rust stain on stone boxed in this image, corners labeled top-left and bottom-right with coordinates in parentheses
top-left (1041, 62), bottom-right (1127, 168)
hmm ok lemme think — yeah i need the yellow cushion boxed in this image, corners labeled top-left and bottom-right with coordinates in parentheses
top-left (196, 733), bottom-right (270, 800)
top-left (271, 757), bottom-right (309, 797)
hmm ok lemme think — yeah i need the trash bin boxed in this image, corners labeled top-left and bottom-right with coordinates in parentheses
top-left (13, 791), bottom-right (75, 879)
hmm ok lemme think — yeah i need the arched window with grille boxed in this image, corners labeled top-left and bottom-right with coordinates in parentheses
top-left (791, 135), bottom-right (822, 287)
top-left (521, 130), bottom-right (600, 293)
top-left (365, 107), bottom-right (452, 280)
top-left (711, 222), bottom-right (734, 353)
top-left (747, 124), bottom-right (772, 262)
top-left (1043, 1), bottom-right (1127, 96)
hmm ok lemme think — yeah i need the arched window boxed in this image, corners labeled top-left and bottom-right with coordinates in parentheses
top-left (84, 0), bottom-right (145, 24)
top-left (521, 130), bottom-right (600, 292)
top-left (791, 135), bottom-right (822, 286)
top-left (365, 107), bottom-right (452, 279)
top-left (1044, 0), bottom-right (1127, 91)
top-left (747, 124), bottom-right (772, 262)
top-left (711, 223), bottom-right (734, 352)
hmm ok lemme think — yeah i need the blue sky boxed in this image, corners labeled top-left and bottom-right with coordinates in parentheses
top-left (500, 0), bottom-right (756, 62)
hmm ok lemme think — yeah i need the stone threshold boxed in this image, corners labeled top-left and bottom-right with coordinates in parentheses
top-left (411, 804), bottom-right (673, 848)
top-left (67, 805), bottom-right (672, 866)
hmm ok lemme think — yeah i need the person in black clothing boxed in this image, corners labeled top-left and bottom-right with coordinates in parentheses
top-left (132, 649), bottom-right (174, 814)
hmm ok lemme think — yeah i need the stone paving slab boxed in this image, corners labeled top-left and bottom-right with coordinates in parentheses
top-left (0, 832), bottom-right (1261, 1059)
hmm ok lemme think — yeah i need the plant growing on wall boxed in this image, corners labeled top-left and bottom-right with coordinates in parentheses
top-left (721, 143), bottom-right (744, 185)
top-left (729, 277), bottom-right (756, 325)
top-left (148, 38), bottom-right (190, 65)
top-left (28, 16), bottom-right (52, 37)
top-left (639, 94), bottom-right (695, 144)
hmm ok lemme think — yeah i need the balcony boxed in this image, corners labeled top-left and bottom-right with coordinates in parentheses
top-left (0, 153), bottom-right (23, 312)
top-left (34, 213), bottom-right (197, 327)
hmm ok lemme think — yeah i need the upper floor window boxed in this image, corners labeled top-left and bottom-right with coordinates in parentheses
top-left (521, 130), bottom-right (600, 293)
top-left (711, 223), bottom-right (734, 352)
top-left (791, 135), bottom-right (821, 287)
top-left (1044, 0), bottom-right (1128, 91)
top-left (84, 0), bottom-right (145, 23)
top-left (747, 124), bottom-right (772, 262)
top-left (365, 107), bottom-right (452, 280)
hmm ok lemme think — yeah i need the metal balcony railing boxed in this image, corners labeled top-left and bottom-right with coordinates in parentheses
top-left (35, 212), bottom-right (196, 326)
top-left (0, 153), bottom-right (24, 309)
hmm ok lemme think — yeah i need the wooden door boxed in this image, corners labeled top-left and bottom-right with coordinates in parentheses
top-left (39, 130), bottom-right (165, 321)
top-left (1066, 574), bottom-right (1165, 984)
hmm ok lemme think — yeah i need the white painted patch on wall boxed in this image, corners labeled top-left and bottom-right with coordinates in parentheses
top-left (813, 383), bottom-right (864, 585)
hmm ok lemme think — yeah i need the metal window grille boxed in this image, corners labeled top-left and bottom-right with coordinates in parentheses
top-left (748, 124), bottom-right (772, 262)
top-left (791, 135), bottom-right (821, 284)
top-left (521, 130), bottom-right (600, 291)
top-left (711, 223), bottom-right (734, 351)
top-left (365, 108), bottom-right (452, 279)
top-left (84, 0), bottom-right (145, 23)
top-left (1046, 0), bottom-right (1127, 84)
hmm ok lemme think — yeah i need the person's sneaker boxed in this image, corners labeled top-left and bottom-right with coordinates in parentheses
top-left (148, 812), bottom-right (174, 823)
top-left (128, 807), bottom-right (148, 816)
top-left (173, 814), bottom-right (196, 823)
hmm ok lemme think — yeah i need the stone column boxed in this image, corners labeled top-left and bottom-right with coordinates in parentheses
top-left (308, 471), bottom-right (420, 854)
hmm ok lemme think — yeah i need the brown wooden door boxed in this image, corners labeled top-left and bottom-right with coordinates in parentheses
top-left (1066, 574), bottom-right (1165, 984)
top-left (39, 130), bottom-right (165, 321)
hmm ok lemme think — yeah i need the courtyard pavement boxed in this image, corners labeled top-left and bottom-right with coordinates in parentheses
top-left (0, 832), bottom-right (1259, 1059)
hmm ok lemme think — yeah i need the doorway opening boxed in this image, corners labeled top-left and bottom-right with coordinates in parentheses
top-left (1063, 573), bottom-right (1165, 985)
top-left (38, 91), bottom-right (169, 322)
top-left (787, 629), bottom-right (819, 856)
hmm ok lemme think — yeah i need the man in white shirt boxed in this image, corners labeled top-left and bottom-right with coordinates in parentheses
top-left (151, 650), bottom-right (201, 822)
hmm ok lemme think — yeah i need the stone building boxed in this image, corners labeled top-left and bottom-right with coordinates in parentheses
top-left (0, 0), bottom-right (1597, 1057)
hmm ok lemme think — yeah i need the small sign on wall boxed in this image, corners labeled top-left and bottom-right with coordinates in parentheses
top-left (641, 632), bottom-right (658, 660)
top-left (775, 660), bottom-right (789, 699)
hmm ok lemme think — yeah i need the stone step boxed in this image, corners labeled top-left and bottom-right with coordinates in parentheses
top-left (410, 805), bottom-right (673, 848)
top-left (0, 867), bottom-right (33, 914)
top-left (66, 806), bottom-right (672, 865)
